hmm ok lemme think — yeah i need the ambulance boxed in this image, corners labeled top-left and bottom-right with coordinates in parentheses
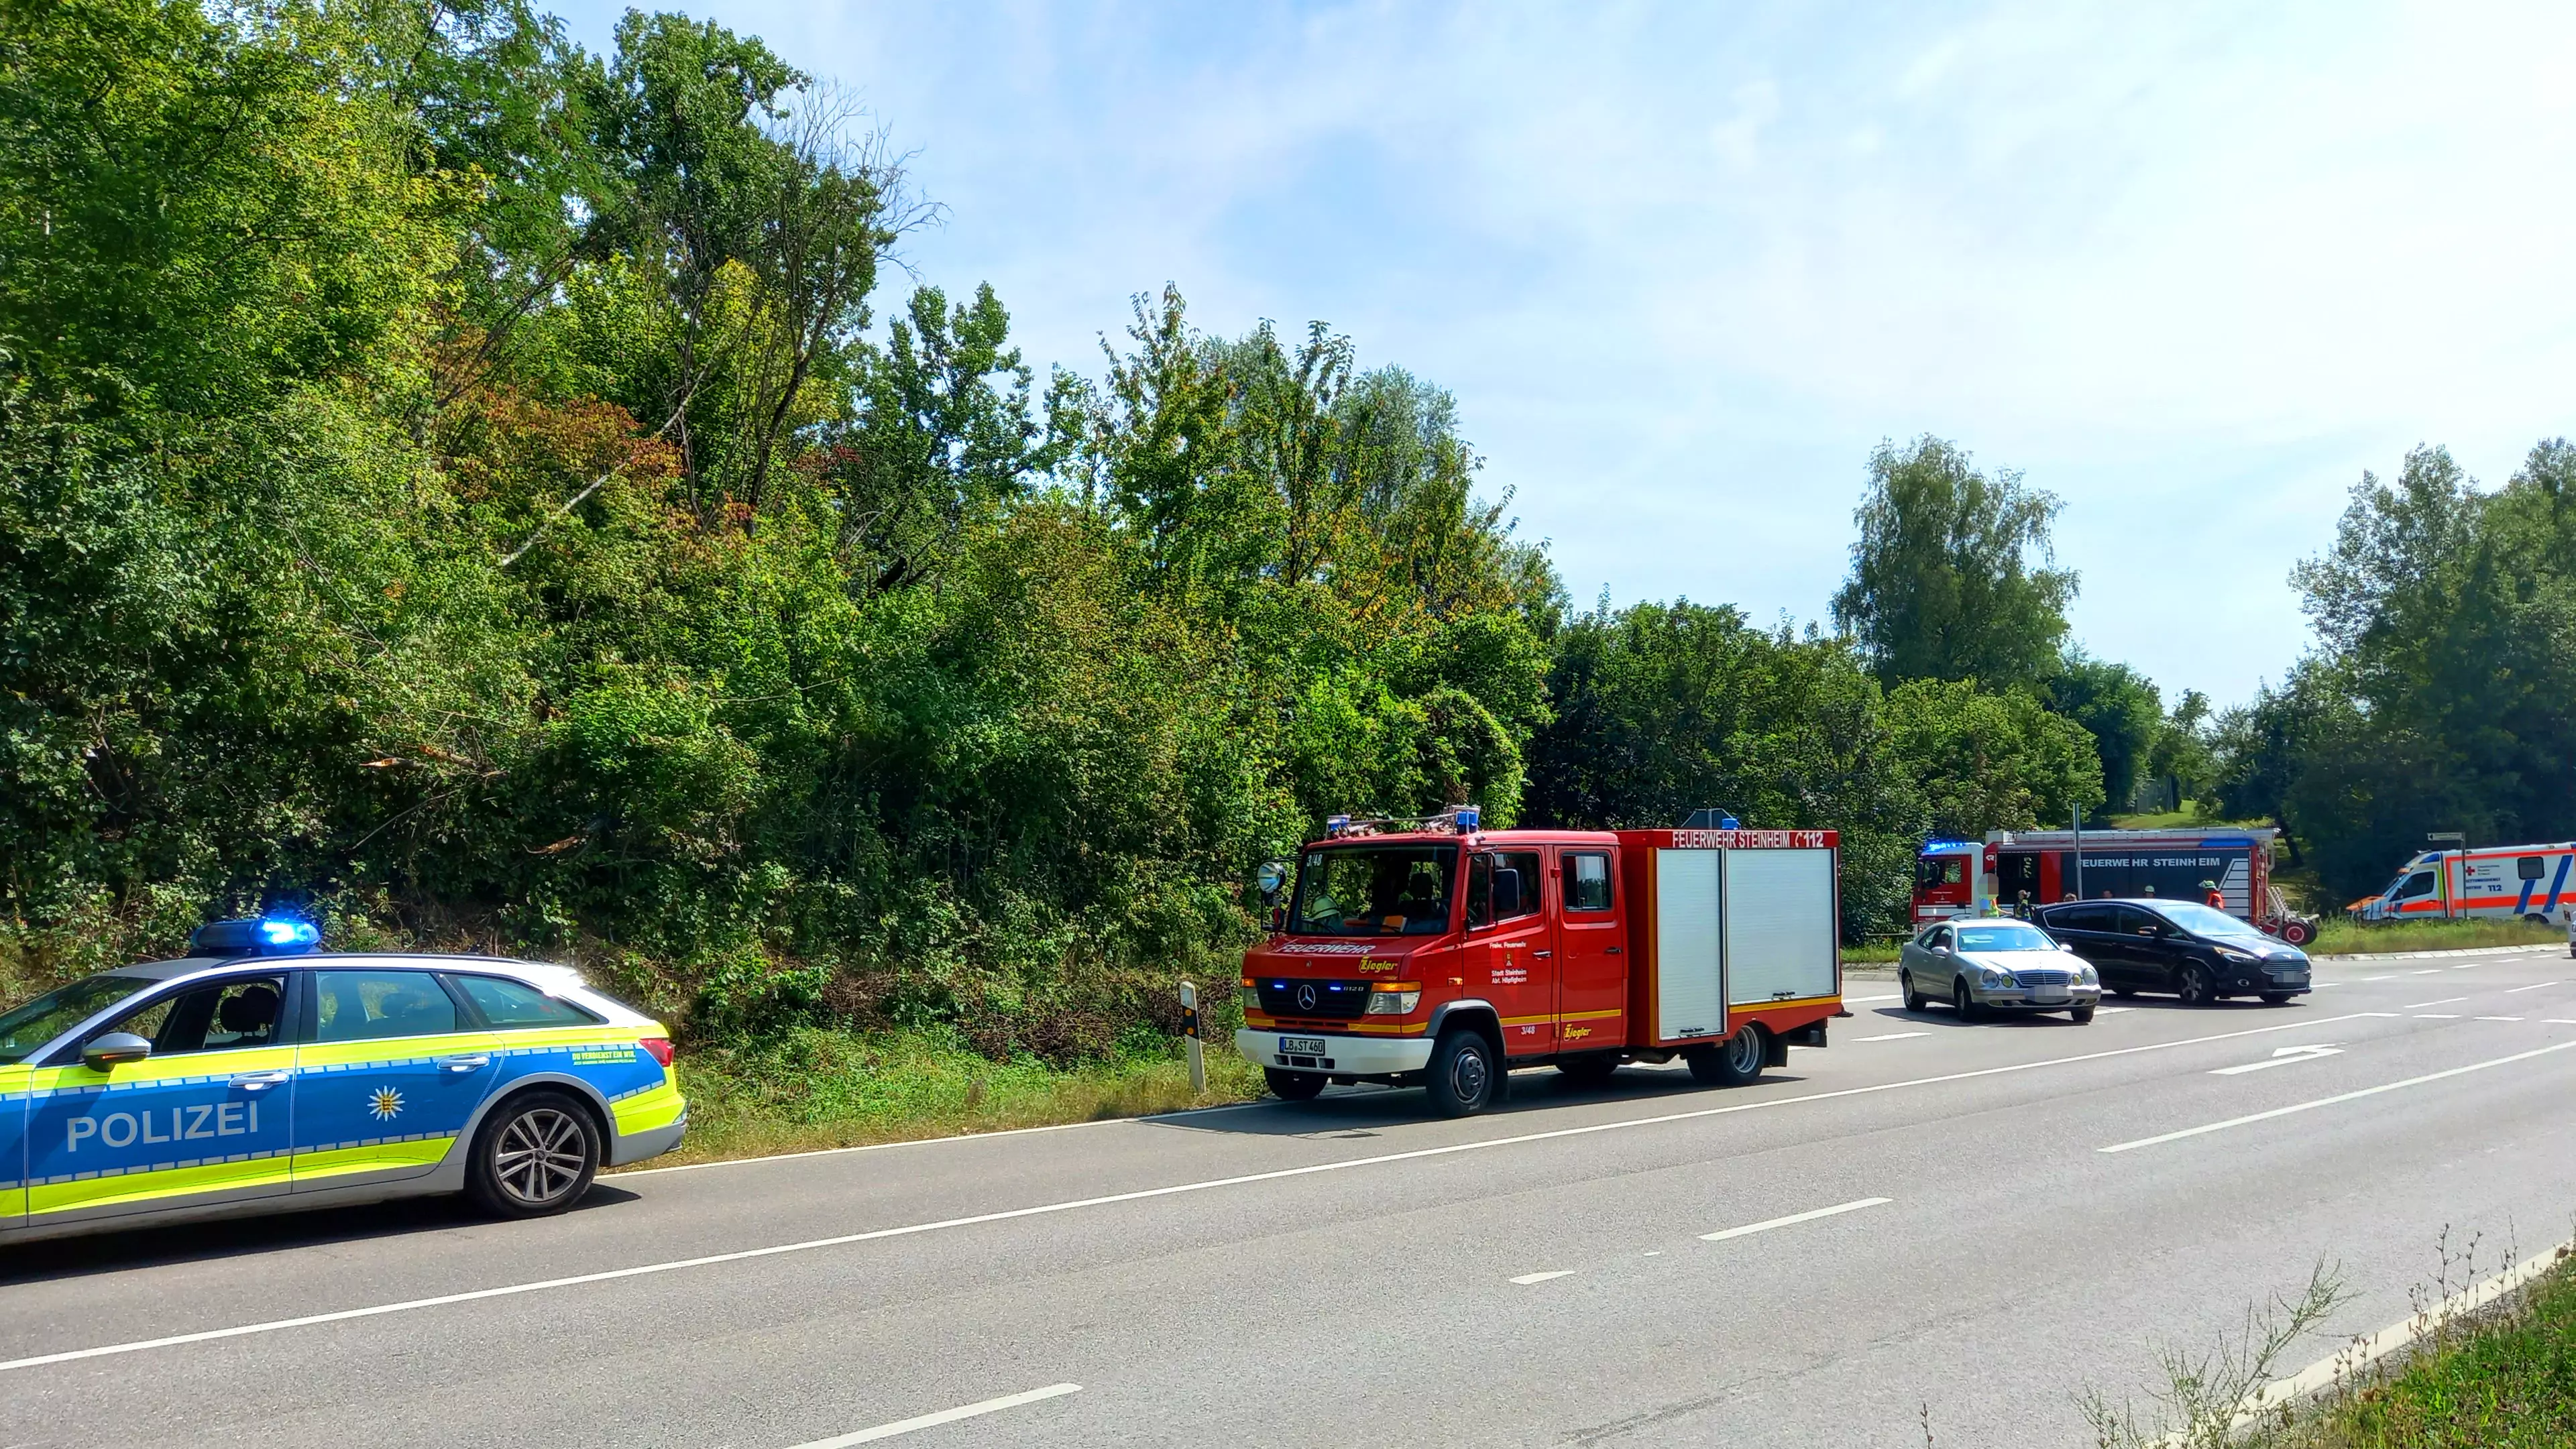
top-left (2354, 842), bottom-right (2576, 923)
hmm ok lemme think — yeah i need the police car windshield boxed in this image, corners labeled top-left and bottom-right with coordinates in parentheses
top-left (0, 974), bottom-right (156, 1063)
top-left (1291, 845), bottom-right (1457, 936)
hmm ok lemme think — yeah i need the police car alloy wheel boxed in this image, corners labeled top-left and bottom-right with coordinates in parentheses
top-left (469, 1091), bottom-right (600, 1216)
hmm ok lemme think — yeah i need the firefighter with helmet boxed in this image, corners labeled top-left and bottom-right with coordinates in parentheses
top-left (2202, 879), bottom-right (2225, 911)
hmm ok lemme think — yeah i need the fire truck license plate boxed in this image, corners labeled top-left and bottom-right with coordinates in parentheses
top-left (1279, 1037), bottom-right (1328, 1054)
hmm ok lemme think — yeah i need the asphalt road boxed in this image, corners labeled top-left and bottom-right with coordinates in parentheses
top-left (7, 945), bottom-right (2576, 1449)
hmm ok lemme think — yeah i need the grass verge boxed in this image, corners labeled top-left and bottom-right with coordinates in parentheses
top-left (2309, 919), bottom-right (2566, 955)
top-left (626, 1025), bottom-right (1266, 1169)
top-left (2244, 1251), bottom-right (2576, 1448)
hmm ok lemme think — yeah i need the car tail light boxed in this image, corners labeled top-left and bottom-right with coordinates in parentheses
top-left (639, 1037), bottom-right (676, 1067)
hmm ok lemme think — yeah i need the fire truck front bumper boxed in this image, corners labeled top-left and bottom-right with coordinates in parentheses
top-left (1236, 1028), bottom-right (1436, 1078)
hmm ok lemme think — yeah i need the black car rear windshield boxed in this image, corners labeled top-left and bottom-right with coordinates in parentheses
top-left (1290, 845), bottom-right (1458, 936)
top-left (0, 974), bottom-right (157, 1064)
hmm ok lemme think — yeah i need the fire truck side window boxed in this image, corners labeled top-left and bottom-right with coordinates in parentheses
top-left (1564, 852), bottom-right (1613, 912)
top-left (1917, 856), bottom-right (1966, 888)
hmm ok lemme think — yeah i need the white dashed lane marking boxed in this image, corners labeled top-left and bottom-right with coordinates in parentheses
top-left (1510, 1271), bottom-right (1573, 1285)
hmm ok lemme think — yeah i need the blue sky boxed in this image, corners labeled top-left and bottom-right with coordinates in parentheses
top-left (554, 1), bottom-right (2576, 707)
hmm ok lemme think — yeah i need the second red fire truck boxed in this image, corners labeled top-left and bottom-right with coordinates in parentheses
top-left (1236, 812), bottom-right (1844, 1116)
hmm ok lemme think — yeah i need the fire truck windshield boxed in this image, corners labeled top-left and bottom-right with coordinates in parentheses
top-left (1290, 844), bottom-right (1458, 937)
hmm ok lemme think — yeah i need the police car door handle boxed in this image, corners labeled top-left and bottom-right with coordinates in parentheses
top-left (437, 1053), bottom-right (491, 1073)
top-left (229, 1070), bottom-right (288, 1092)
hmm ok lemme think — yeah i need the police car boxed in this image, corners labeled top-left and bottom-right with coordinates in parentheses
top-left (0, 918), bottom-right (686, 1244)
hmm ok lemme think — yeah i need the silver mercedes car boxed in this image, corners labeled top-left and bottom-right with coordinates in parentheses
top-left (1899, 918), bottom-right (2101, 1023)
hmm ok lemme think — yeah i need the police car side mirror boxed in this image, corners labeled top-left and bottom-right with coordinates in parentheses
top-left (82, 1031), bottom-right (152, 1073)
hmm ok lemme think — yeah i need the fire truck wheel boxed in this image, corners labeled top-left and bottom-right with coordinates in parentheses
top-left (1901, 974), bottom-right (1928, 1012)
top-left (1687, 1026), bottom-right (1766, 1087)
top-left (1264, 1068), bottom-right (1326, 1102)
top-left (2280, 919), bottom-right (2315, 946)
top-left (1425, 1029), bottom-right (1498, 1117)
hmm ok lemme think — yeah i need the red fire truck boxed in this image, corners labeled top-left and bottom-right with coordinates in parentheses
top-left (1913, 827), bottom-right (2313, 944)
top-left (1236, 813), bottom-right (1844, 1116)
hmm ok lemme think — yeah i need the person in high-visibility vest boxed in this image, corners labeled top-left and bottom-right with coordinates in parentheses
top-left (2202, 879), bottom-right (2225, 911)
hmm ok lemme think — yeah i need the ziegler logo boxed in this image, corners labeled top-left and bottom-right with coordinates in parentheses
top-left (1563, 1027), bottom-right (1592, 1040)
top-left (1355, 960), bottom-right (1397, 973)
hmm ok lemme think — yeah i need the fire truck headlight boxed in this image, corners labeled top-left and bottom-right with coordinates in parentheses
top-left (1364, 988), bottom-right (1421, 1015)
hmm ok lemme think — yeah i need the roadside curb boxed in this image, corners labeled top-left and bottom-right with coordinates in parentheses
top-left (2308, 943), bottom-right (2563, 962)
top-left (2192, 1237), bottom-right (2576, 1444)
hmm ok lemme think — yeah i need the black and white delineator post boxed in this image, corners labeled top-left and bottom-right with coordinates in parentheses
top-left (1179, 980), bottom-right (1205, 1094)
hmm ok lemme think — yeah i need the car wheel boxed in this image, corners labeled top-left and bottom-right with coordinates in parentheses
top-left (1424, 1029), bottom-right (1498, 1117)
top-left (467, 1091), bottom-right (600, 1218)
top-left (2260, 991), bottom-right (2296, 1006)
top-left (1901, 972), bottom-right (1928, 1012)
top-left (1953, 980), bottom-right (1983, 1022)
top-left (1264, 1067), bottom-right (1326, 1100)
top-left (2178, 964), bottom-right (2216, 1006)
top-left (2069, 1004), bottom-right (2095, 1024)
top-left (2526, 913), bottom-right (2551, 927)
top-left (1556, 1054), bottom-right (1620, 1086)
top-left (1687, 1025), bottom-right (1767, 1086)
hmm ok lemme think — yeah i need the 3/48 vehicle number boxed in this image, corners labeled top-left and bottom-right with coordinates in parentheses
top-left (1278, 1037), bottom-right (1328, 1053)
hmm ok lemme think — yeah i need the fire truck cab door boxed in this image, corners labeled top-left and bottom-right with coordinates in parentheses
top-left (1553, 847), bottom-right (1625, 1049)
top-left (1467, 849), bottom-right (1555, 1057)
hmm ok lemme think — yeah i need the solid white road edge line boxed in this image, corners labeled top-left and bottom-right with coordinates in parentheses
top-left (2196, 1240), bottom-right (2576, 1442)
top-left (1699, 1197), bottom-right (1890, 1242)
top-left (0, 1010), bottom-right (2408, 1376)
top-left (1509, 1271), bottom-right (1574, 1285)
top-left (2400, 997), bottom-right (2467, 1008)
top-left (1854, 1032), bottom-right (1929, 1042)
top-left (2100, 1039), bottom-right (2576, 1153)
top-left (784, 1384), bottom-right (1082, 1448)
top-left (2506, 980), bottom-right (2565, 994)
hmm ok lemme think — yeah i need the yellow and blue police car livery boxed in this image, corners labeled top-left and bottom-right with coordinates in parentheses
top-left (0, 920), bottom-right (685, 1242)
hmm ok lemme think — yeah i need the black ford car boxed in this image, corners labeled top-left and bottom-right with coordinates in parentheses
top-left (2031, 899), bottom-right (2313, 1005)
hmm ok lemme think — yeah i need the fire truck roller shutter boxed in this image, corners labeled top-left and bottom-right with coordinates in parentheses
top-left (1655, 850), bottom-right (1724, 1041)
top-left (1724, 849), bottom-right (1838, 1006)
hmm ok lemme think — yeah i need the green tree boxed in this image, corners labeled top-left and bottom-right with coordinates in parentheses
top-left (1522, 601), bottom-right (1924, 937)
top-left (1880, 679), bottom-right (2104, 839)
top-left (1832, 436), bottom-right (2077, 691)
top-left (2047, 651), bottom-right (2162, 813)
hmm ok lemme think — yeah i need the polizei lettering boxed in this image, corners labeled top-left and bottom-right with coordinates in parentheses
top-left (66, 1100), bottom-right (258, 1153)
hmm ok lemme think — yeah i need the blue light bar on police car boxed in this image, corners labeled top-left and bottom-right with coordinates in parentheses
top-left (188, 917), bottom-right (322, 958)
